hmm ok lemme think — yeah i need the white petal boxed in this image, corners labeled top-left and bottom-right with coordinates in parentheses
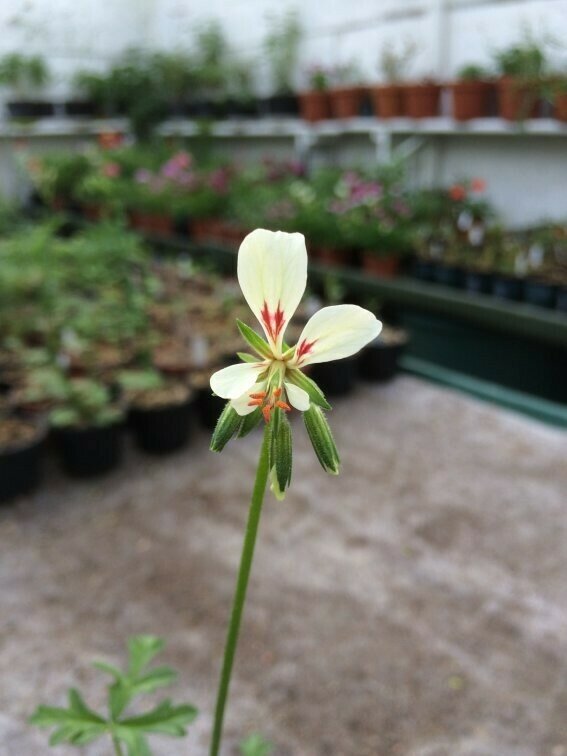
top-left (230, 381), bottom-right (267, 416)
top-left (290, 305), bottom-right (382, 367)
top-left (210, 362), bottom-right (265, 399)
top-left (284, 381), bottom-right (310, 412)
top-left (237, 229), bottom-right (307, 353)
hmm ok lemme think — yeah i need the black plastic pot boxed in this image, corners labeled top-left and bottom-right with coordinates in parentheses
top-left (433, 263), bottom-right (464, 288)
top-left (412, 260), bottom-right (436, 281)
top-left (0, 434), bottom-right (44, 503)
top-left (557, 287), bottom-right (567, 313)
top-left (63, 100), bottom-right (96, 117)
top-left (223, 97), bottom-right (259, 118)
top-left (258, 94), bottom-right (299, 117)
top-left (55, 423), bottom-right (123, 477)
top-left (492, 275), bottom-right (524, 302)
top-left (130, 398), bottom-right (196, 454)
top-left (523, 280), bottom-right (558, 309)
top-left (310, 358), bottom-right (358, 397)
top-left (6, 101), bottom-right (54, 118)
top-left (463, 270), bottom-right (493, 295)
top-left (195, 389), bottom-right (225, 431)
top-left (358, 339), bottom-right (408, 383)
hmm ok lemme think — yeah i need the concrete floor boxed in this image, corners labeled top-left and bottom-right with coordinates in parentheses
top-left (0, 377), bottom-right (566, 756)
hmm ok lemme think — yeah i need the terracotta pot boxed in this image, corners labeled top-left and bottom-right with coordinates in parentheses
top-left (317, 247), bottom-right (352, 266)
top-left (450, 80), bottom-right (493, 121)
top-left (403, 82), bottom-right (442, 118)
top-left (299, 91), bottom-right (330, 122)
top-left (554, 92), bottom-right (567, 123)
top-left (328, 86), bottom-right (366, 118)
top-left (361, 252), bottom-right (400, 278)
top-left (129, 211), bottom-right (173, 236)
top-left (497, 77), bottom-right (539, 121)
top-left (191, 218), bottom-right (220, 242)
top-left (370, 85), bottom-right (404, 118)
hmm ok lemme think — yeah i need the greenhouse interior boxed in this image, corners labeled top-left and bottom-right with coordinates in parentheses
top-left (0, 0), bottom-right (566, 754)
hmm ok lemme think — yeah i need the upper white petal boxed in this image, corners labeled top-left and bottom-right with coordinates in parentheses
top-left (290, 305), bottom-right (382, 367)
top-left (284, 381), bottom-right (310, 412)
top-left (210, 362), bottom-right (265, 399)
top-left (237, 229), bottom-right (307, 353)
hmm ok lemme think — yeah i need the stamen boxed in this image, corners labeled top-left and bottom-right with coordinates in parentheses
top-left (247, 399), bottom-right (263, 406)
top-left (273, 387), bottom-right (282, 398)
top-left (249, 392), bottom-right (267, 399)
top-left (276, 401), bottom-right (291, 412)
top-left (262, 405), bottom-right (272, 423)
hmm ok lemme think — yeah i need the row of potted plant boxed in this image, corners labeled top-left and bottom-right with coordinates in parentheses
top-left (0, 220), bottom-right (402, 503)
top-left (3, 32), bottom-right (566, 135)
top-left (300, 38), bottom-right (567, 122)
top-left (24, 146), bottom-right (567, 311)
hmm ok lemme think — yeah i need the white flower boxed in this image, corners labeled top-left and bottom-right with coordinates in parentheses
top-left (210, 229), bottom-right (382, 423)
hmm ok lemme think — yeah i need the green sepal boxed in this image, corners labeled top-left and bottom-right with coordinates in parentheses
top-left (287, 369), bottom-right (331, 410)
top-left (237, 352), bottom-right (258, 363)
top-left (274, 411), bottom-right (292, 494)
top-left (236, 320), bottom-right (272, 359)
top-left (268, 409), bottom-right (292, 499)
top-left (237, 407), bottom-right (263, 437)
top-left (210, 402), bottom-right (242, 452)
top-left (303, 405), bottom-right (340, 475)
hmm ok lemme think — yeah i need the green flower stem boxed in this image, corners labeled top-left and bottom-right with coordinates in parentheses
top-left (209, 424), bottom-right (271, 756)
top-left (112, 736), bottom-right (124, 756)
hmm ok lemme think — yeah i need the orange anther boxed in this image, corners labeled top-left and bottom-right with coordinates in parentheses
top-left (276, 401), bottom-right (291, 412)
top-left (273, 387), bottom-right (282, 398)
top-left (249, 392), bottom-right (267, 399)
top-left (262, 405), bottom-right (272, 423)
top-left (247, 399), bottom-right (263, 406)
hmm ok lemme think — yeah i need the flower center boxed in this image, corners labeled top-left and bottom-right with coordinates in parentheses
top-left (247, 387), bottom-right (291, 423)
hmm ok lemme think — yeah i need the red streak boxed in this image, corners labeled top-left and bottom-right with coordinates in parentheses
top-left (296, 339), bottom-right (317, 361)
top-left (261, 300), bottom-right (285, 343)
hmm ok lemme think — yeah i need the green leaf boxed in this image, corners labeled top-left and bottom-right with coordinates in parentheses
top-left (127, 636), bottom-right (165, 677)
top-left (92, 661), bottom-right (123, 681)
top-left (303, 405), bottom-right (340, 475)
top-left (132, 666), bottom-right (177, 694)
top-left (210, 402), bottom-right (242, 452)
top-left (240, 733), bottom-right (274, 756)
top-left (286, 369), bottom-right (331, 410)
top-left (236, 319), bottom-right (272, 359)
top-left (109, 680), bottom-right (132, 720)
top-left (237, 407), bottom-right (263, 437)
top-left (121, 700), bottom-right (198, 735)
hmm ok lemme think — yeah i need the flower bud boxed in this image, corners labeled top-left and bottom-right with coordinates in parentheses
top-left (303, 405), bottom-right (340, 475)
top-left (210, 402), bottom-right (242, 452)
top-left (269, 408), bottom-right (293, 499)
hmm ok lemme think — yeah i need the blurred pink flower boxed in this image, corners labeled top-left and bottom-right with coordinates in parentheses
top-left (102, 162), bottom-right (121, 178)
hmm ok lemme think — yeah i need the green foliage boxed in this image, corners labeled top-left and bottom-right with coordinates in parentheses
top-left (0, 53), bottom-right (49, 94)
top-left (30, 635), bottom-right (197, 755)
top-left (264, 10), bottom-right (302, 94)
top-left (457, 64), bottom-right (490, 81)
top-left (379, 40), bottom-right (417, 83)
top-left (49, 377), bottom-right (123, 429)
top-left (494, 40), bottom-right (546, 79)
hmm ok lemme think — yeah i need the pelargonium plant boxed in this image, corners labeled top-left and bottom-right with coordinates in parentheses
top-left (207, 228), bottom-right (381, 755)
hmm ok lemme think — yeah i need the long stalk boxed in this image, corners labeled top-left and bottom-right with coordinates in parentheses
top-left (209, 425), bottom-right (271, 756)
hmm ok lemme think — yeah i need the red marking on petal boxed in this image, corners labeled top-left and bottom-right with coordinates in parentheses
top-left (296, 338), bottom-right (317, 361)
top-left (260, 300), bottom-right (286, 343)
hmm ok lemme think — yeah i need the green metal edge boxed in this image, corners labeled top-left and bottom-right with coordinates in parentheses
top-left (401, 354), bottom-right (567, 429)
